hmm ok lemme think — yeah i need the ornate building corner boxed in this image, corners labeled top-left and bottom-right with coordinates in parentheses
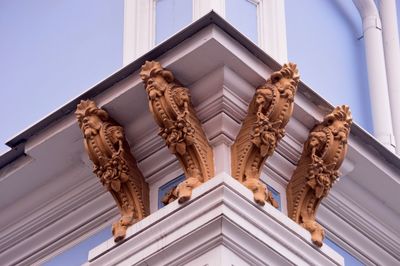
top-left (75, 100), bottom-right (149, 242)
top-left (140, 61), bottom-right (215, 203)
top-left (231, 63), bottom-right (300, 206)
top-left (286, 105), bottom-right (352, 247)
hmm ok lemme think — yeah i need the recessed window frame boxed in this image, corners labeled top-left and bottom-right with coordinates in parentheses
top-left (149, 167), bottom-right (184, 213)
top-left (260, 171), bottom-right (288, 214)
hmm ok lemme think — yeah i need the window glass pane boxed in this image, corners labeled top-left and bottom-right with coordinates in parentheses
top-left (226, 0), bottom-right (258, 43)
top-left (158, 174), bottom-right (186, 209)
top-left (156, 0), bottom-right (192, 44)
top-left (43, 227), bottom-right (111, 266)
top-left (324, 238), bottom-right (364, 266)
top-left (267, 184), bottom-right (281, 211)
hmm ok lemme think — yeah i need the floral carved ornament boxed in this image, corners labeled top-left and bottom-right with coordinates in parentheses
top-left (140, 61), bottom-right (214, 204)
top-left (286, 105), bottom-right (352, 247)
top-left (75, 100), bottom-right (149, 242)
top-left (231, 63), bottom-right (300, 206)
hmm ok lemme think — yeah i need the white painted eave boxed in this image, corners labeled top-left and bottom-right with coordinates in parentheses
top-left (2, 11), bottom-right (398, 165)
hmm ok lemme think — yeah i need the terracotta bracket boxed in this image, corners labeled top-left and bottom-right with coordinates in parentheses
top-left (140, 61), bottom-right (215, 204)
top-left (231, 63), bottom-right (300, 206)
top-left (75, 100), bottom-right (149, 242)
top-left (286, 105), bottom-right (352, 247)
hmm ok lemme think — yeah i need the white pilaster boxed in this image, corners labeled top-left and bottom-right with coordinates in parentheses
top-left (193, 0), bottom-right (225, 20)
top-left (123, 0), bottom-right (155, 65)
top-left (258, 0), bottom-right (288, 63)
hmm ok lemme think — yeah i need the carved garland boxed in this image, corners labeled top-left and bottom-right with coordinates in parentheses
top-left (231, 63), bottom-right (300, 206)
top-left (140, 61), bottom-right (214, 203)
top-left (286, 105), bottom-right (352, 246)
top-left (75, 100), bottom-right (149, 242)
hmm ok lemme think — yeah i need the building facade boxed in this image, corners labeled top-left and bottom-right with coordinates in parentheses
top-left (0, 1), bottom-right (400, 265)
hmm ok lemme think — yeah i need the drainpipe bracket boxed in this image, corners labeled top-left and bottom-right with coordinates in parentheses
top-left (363, 16), bottom-right (382, 32)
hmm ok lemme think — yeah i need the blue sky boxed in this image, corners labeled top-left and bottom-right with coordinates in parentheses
top-left (0, 1), bottom-right (123, 264)
top-left (0, 0), bottom-right (123, 154)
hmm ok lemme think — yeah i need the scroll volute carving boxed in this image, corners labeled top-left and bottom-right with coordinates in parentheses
top-left (286, 105), bottom-right (352, 247)
top-left (75, 100), bottom-right (149, 243)
top-left (140, 61), bottom-right (214, 203)
top-left (231, 63), bottom-right (300, 206)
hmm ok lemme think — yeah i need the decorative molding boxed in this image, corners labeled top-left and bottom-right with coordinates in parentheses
top-left (320, 191), bottom-right (400, 265)
top-left (231, 63), bottom-right (300, 206)
top-left (314, 162), bottom-right (400, 265)
top-left (75, 100), bottom-right (149, 242)
top-left (85, 174), bottom-right (343, 266)
top-left (140, 61), bottom-right (215, 203)
top-left (0, 174), bottom-right (118, 266)
top-left (18, 197), bottom-right (116, 266)
top-left (287, 105), bottom-right (352, 247)
top-left (0, 173), bottom-right (102, 254)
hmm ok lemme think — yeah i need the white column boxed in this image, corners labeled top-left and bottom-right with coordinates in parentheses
top-left (379, 0), bottom-right (400, 154)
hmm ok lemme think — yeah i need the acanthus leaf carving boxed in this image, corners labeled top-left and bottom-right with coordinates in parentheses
top-left (286, 105), bottom-right (352, 247)
top-left (231, 63), bottom-right (300, 206)
top-left (75, 100), bottom-right (149, 243)
top-left (140, 61), bottom-right (214, 204)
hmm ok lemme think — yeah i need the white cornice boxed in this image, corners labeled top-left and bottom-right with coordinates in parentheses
top-left (321, 191), bottom-right (400, 263)
top-left (85, 174), bottom-right (343, 266)
top-left (0, 176), bottom-right (118, 265)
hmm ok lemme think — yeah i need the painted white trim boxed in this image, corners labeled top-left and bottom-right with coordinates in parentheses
top-left (258, 0), bottom-right (288, 63)
top-left (319, 189), bottom-right (400, 265)
top-left (193, 0), bottom-right (288, 62)
top-left (85, 174), bottom-right (344, 266)
top-left (123, 0), bottom-right (287, 64)
top-left (123, 0), bottom-right (155, 65)
top-left (193, 0), bottom-right (225, 20)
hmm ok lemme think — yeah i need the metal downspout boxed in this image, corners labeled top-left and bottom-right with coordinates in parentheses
top-left (379, 0), bottom-right (400, 155)
top-left (352, 0), bottom-right (395, 151)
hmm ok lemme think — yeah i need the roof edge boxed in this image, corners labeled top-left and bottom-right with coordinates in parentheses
top-left (2, 11), bottom-right (399, 170)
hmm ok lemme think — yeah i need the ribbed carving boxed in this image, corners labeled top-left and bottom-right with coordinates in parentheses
top-left (231, 63), bottom-right (300, 206)
top-left (75, 100), bottom-right (149, 242)
top-left (140, 61), bottom-right (214, 203)
top-left (287, 105), bottom-right (352, 246)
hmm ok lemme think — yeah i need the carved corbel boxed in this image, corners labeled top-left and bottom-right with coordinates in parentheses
top-left (286, 105), bottom-right (352, 247)
top-left (231, 63), bottom-right (300, 206)
top-left (75, 100), bottom-right (149, 242)
top-left (140, 61), bottom-right (214, 203)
